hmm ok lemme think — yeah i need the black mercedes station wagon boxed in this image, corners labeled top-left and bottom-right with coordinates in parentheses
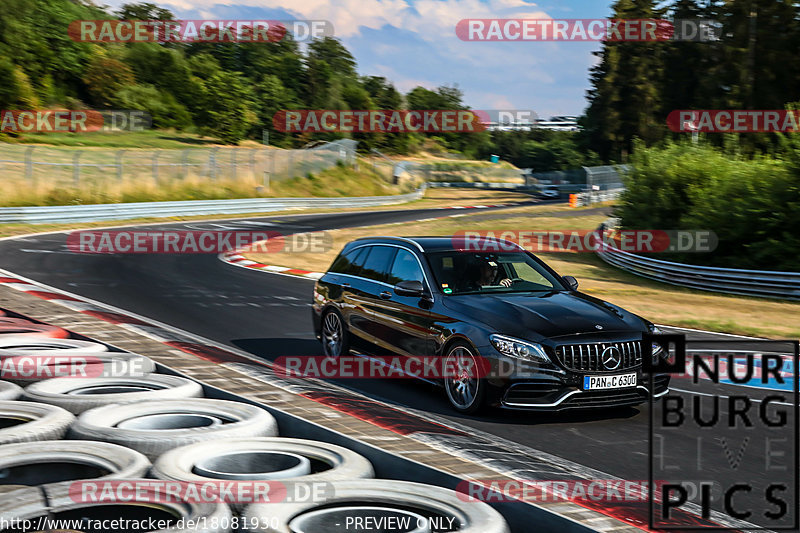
top-left (312, 236), bottom-right (671, 414)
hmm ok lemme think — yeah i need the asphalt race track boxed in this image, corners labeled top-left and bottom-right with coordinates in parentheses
top-left (1, 203), bottom-right (797, 530)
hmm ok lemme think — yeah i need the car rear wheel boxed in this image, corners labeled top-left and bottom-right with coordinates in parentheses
top-left (444, 341), bottom-right (486, 414)
top-left (321, 309), bottom-right (349, 358)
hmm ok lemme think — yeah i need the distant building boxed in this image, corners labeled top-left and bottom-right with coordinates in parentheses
top-left (481, 116), bottom-right (580, 132)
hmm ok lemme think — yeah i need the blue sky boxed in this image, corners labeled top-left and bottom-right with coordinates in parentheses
top-left (101, 0), bottom-right (616, 118)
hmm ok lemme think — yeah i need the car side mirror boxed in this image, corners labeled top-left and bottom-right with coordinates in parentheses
top-left (563, 275), bottom-right (579, 290)
top-left (395, 280), bottom-right (425, 297)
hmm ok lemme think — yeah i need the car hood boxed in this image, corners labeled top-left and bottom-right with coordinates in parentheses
top-left (442, 290), bottom-right (646, 341)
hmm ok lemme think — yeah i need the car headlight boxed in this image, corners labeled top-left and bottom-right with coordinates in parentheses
top-left (490, 334), bottom-right (550, 364)
top-left (648, 325), bottom-right (664, 361)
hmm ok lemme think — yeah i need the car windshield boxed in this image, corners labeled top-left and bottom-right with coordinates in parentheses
top-left (426, 251), bottom-right (564, 295)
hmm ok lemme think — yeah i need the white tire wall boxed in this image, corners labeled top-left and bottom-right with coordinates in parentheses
top-left (0, 381), bottom-right (22, 400)
top-left (21, 375), bottom-right (203, 414)
top-left (69, 399), bottom-right (279, 460)
top-left (0, 401), bottom-right (74, 444)
top-left (0, 483), bottom-right (232, 533)
top-left (242, 479), bottom-right (510, 533)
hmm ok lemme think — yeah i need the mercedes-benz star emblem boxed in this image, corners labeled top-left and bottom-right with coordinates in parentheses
top-left (600, 346), bottom-right (622, 370)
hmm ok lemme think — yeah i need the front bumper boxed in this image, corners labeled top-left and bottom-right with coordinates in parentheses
top-left (497, 372), bottom-right (671, 411)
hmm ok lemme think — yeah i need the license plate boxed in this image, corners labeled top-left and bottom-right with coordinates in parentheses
top-left (583, 373), bottom-right (637, 390)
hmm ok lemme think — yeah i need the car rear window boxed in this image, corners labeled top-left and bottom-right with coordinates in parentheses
top-left (359, 246), bottom-right (396, 283)
top-left (329, 247), bottom-right (369, 276)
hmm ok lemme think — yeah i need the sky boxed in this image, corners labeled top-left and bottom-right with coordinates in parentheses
top-left (99, 0), bottom-right (615, 118)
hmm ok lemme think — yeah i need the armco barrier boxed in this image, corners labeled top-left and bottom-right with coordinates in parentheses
top-left (426, 181), bottom-right (530, 189)
top-left (0, 189), bottom-right (424, 224)
top-left (596, 223), bottom-right (800, 300)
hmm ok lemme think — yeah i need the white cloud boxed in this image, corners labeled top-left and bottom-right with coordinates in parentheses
top-left (102, 0), bottom-right (547, 39)
top-left (98, 0), bottom-right (597, 113)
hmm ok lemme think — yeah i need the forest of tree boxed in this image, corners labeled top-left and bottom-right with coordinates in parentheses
top-left (3, 0), bottom-right (800, 172)
top-left (595, 0), bottom-right (800, 271)
top-left (584, 0), bottom-right (800, 161)
top-left (0, 0), bottom-right (487, 153)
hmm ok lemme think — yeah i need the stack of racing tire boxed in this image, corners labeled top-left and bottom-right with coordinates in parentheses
top-left (0, 309), bottom-right (510, 532)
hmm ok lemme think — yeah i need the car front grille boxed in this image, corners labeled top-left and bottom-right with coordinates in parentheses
top-left (555, 340), bottom-right (642, 372)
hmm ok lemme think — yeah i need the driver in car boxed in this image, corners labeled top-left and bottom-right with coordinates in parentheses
top-left (464, 260), bottom-right (513, 290)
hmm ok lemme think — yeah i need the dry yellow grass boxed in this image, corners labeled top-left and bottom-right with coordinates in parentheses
top-left (243, 206), bottom-right (800, 339)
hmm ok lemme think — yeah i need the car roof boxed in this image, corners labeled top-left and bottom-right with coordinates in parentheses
top-left (349, 236), bottom-right (522, 253)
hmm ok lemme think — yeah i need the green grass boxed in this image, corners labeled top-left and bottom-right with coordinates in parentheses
top-left (0, 130), bottom-right (264, 149)
top-left (270, 163), bottom-right (409, 198)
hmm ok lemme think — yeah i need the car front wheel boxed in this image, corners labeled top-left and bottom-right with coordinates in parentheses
top-left (321, 309), bottom-right (350, 358)
top-left (443, 341), bottom-right (486, 414)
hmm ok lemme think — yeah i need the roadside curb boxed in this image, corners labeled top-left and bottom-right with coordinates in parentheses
top-left (218, 202), bottom-right (515, 280)
top-left (221, 251), bottom-right (325, 280)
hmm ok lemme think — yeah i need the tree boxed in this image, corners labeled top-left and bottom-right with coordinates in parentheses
top-left (307, 37), bottom-right (357, 78)
top-left (660, 0), bottom-right (711, 122)
top-left (83, 56), bottom-right (136, 107)
top-left (115, 84), bottom-right (191, 129)
top-left (253, 74), bottom-right (300, 146)
top-left (197, 71), bottom-right (254, 144)
top-left (584, 0), bottom-right (665, 161)
top-left (125, 44), bottom-right (192, 97)
top-left (0, 57), bottom-right (22, 109)
top-left (117, 3), bottom-right (174, 20)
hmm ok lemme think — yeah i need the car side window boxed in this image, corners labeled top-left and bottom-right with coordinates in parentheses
top-left (359, 246), bottom-right (396, 283)
top-left (387, 249), bottom-right (424, 285)
top-left (346, 247), bottom-right (370, 276)
top-left (329, 249), bottom-right (356, 273)
top-left (329, 247), bottom-right (368, 276)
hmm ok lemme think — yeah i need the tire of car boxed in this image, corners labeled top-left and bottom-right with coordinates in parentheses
top-left (0, 324), bottom-right (69, 338)
top-left (0, 400), bottom-right (75, 445)
top-left (68, 399), bottom-right (279, 460)
top-left (443, 340), bottom-right (487, 415)
top-left (21, 375), bottom-right (203, 414)
top-left (151, 438), bottom-right (374, 509)
top-left (320, 308), bottom-right (350, 357)
top-left (242, 479), bottom-right (510, 533)
top-left (0, 337), bottom-right (109, 355)
top-left (0, 380), bottom-right (22, 400)
top-left (2, 352), bottom-right (156, 385)
top-left (0, 482), bottom-right (232, 533)
top-left (0, 440), bottom-right (151, 488)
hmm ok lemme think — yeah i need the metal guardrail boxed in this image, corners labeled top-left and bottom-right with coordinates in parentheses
top-left (573, 187), bottom-right (625, 206)
top-left (426, 181), bottom-right (530, 189)
top-left (0, 189), bottom-right (425, 224)
top-left (596, 221), bottom-right (800, 300)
